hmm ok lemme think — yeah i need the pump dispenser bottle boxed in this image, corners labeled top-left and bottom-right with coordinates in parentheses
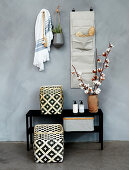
top-left (73, 100), bottom-right (78, 113)
top-left (79, 100), bottom-right (84, 113)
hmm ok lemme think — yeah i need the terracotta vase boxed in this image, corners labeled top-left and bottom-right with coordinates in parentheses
top-left (88, 95), bottom-right (98, 113)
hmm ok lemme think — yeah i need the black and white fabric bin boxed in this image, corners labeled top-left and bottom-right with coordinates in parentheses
top-left (33, 124), bottom-right (64, 163)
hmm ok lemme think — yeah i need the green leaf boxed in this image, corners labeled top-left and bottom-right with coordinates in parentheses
top-left (52, 24), bottom-right (62, 33)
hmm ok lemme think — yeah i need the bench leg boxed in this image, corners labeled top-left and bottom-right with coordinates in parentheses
top-left (26, 115), bottom-right (30, 151)
top-left (99, 114), bottom-right (103, 150)
top-left (30, 115), bottom-right (33, 144)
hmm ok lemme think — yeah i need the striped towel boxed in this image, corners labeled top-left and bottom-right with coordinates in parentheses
top-left (33, 9), bottom-right (53, 71)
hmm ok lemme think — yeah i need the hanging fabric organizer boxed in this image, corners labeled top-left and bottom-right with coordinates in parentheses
top-left (70, 11), bottom-right (95, 88)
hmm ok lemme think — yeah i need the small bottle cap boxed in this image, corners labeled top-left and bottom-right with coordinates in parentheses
top-left (73, 100), bottom-right (77, 104)
top-left (90, 7), bottom-right (93, 11)
top-left (72, 8), bottom-right (75, 12)
top-left (80, 100), bottom-right (83, 104)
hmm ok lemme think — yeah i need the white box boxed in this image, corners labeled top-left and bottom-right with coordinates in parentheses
top-left (63, 117), bottom-right (94, 132)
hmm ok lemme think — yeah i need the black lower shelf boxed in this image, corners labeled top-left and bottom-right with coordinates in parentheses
top-left (28, 126), bottom-right (100, 134)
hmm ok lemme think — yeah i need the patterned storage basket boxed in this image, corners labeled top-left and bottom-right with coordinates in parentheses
top-left (40, 86), bottom-right (63, 115)
top-left (33, 124), bottom-right (64, 163)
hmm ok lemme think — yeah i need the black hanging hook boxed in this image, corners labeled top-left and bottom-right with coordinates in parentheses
top-left (90, 7), bottom-right (93, 11)
top-left (72, 8), bottom-right (75, 12)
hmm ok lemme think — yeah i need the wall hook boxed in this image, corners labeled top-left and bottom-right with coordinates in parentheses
top-left (90, 7), bottom-right (93, 11)
top-left (72, 8), bottom-right (75, 12)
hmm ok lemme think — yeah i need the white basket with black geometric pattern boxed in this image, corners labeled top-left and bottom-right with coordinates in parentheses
top-left (40, 86), bottom-right (63, 115)
top-left (33, 124), bottom-right (64, 163)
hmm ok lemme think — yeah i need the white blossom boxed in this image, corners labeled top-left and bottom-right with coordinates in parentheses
top-left (102, 52), bottom-right (107, 57)
top-left (84, 89), bottom-right (89, 94)
top-left (84, 83), bottom-right (89, 88)
top-left (101, 73), bottom-right (105, 77)
top-left (106, 48), bottom-right (111, 52)
top-left (78, 71), bottom-right (82, 75)
top-left (98, 68), bottom-right (102, 72)
top-left (110, 43), bottom-right (114, 48)
top-left (105, 58), bottom-right (110, 63)
top-left (93, 80), bottom-right (101, 86)
top-left (93, 69), bottom-right (97, 73)
top-left (104, 63), bottom-right (109, 67)
top-left (100, 76), bottom-right (105, 80)
top-left (88, 87), bottom-right (93, 94)
top-left (94, 88), bottom-right (101, 94)
top-left (77, 76), bottom-right (81, 80)
top-left (79, 83), bottom-right (83, 86)
top-left (97, 58), bottom-right (101, 63)
top-left (100, 73), bottom-right (105, 80)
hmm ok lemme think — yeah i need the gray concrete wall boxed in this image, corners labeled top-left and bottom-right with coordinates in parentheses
top-left (0, 0), bottom-right (129, 141)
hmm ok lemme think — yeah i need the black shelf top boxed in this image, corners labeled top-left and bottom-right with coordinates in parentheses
top-left (62, 109), bottom-right (102, 117)
top-left (26, 109), bottom-right (103, 117)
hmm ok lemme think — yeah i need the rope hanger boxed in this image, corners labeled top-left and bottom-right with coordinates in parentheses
top-left (42, 11), bottom-right (47, 47)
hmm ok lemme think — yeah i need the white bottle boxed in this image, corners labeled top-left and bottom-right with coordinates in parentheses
top-left (79, 100), bottom-right (84, 113)
top-left (73, 101), bottom-right (78, 114)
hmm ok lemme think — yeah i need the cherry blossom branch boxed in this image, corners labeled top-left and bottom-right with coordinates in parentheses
top-left (72, 65), bottom-right (88, 91)
top-left (98, 43), bottom-right (113, 82)
top-left (72, 43), bottom-right (114, 95)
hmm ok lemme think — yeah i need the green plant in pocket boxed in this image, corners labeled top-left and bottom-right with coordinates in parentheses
top-left (53, 24), bottom-right (62, 33)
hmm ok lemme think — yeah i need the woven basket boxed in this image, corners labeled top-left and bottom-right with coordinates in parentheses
top-left (33, 124), bottom-right (64, 163)
top-left (40, 86), bottom-right (63, 115)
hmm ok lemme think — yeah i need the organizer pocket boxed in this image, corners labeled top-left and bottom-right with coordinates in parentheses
top-left (72, 36), bottom-right (93, 50)
top-left (72, 19), bottom-right (94, 27)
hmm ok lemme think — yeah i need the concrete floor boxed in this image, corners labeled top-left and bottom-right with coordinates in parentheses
top-left (0, 142), bottom-right (129, 170)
